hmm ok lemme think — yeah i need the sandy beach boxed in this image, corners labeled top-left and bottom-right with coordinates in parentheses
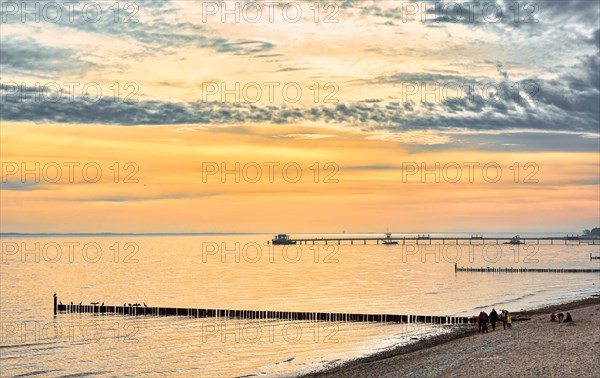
top-left (304, 296), bottom-right (600, 378)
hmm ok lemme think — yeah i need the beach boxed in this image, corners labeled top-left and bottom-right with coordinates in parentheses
top-left (304, 296), bottom-right (600, 378)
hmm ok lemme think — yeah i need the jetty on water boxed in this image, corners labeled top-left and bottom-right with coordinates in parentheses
top-left (455, 264), bottom-right (600, 273)
top-left (272, 234), bottom-right (600, 245)
top-left (52, 295), bottom-right (475, 325)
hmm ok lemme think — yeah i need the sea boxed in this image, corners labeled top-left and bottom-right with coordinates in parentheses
top-left (1, 233), bottom-right (599, 377)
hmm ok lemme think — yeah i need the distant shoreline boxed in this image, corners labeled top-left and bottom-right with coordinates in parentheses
top-left (300, 295), bottom-right (600, 377)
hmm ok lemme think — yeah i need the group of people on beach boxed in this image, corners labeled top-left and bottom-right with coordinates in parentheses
top-left (550, 311), bottom-right (573, 323)
top-left (477, 308), bottom-right (511, 334)
top-left (477, 308), bottom-right (574, 333)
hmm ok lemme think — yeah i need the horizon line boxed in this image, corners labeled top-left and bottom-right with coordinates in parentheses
top-left (0, 230), bottom-right (594, 237)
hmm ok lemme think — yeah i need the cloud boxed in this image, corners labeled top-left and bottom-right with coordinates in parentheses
top-left (3, 51), bottom-right (598, 138)
top-left (0, 37), bottom-right (99, 77)
top-left (1, 0), bottom-right (275, 63)
top-left (589, 28), bottom-right (600, 47)
top-left (206, 39), bottom-right (274, 55)
top-left (0, 181), bottom-right (47, 191)
top-left (3, 48), bottom-right (598, 139)
top-left (272, 134), bottom-right (335, 140)
top-left (63, 192), bottom-right (219, 202)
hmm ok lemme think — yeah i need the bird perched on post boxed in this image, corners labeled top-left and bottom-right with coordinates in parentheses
top-left (144, 303), bottom-right (147, 307)
top-left (59, 301), bottom-right (63, 305)
top-left (101, 302), bottom-right (104, 306)
top-left (79, 302), bottom-right (82, 306)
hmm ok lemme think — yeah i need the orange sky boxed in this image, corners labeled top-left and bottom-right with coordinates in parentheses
top-left (1, 122), bottom-right (598, 233)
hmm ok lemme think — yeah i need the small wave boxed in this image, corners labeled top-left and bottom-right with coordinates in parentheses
top-left (13, 370), bottom-right (61, 377)
top-left (58, 372), bottom-right (108, 377)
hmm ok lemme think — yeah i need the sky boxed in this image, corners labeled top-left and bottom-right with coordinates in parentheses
top-left (0, 0), bottom-right (599, 233)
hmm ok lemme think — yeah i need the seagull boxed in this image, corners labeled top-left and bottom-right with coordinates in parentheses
top-left (59, 301), bottom-right (63, 305)
top-left (79, 302), bottom-right (82, 306)
top-left (101, 302), bottom-right (104, 306)
top-left (143, 303), bottom-right (147, 307)
top-left (91, 302), bottom-right (99, 305)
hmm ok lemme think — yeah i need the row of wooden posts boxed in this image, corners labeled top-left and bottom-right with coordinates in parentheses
top-left (455, 264), bottom-right (600, 273)
top-left (54, 299), bottom-right (475, 325)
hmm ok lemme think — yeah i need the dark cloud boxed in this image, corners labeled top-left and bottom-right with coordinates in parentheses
top-left (590, 28), bottom-right (600, 47)
top-left (0, 37), bottom-right (99, 77)
top-left (2, 56), bottom-right (598, 136)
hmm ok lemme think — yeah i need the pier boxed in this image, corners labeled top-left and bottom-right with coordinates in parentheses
top-left (273, 234), bottom-right (600, 246)
top-left (53, 296), bottom-right (475, 325)
top-left (455, 264), bottom-right (600, 273)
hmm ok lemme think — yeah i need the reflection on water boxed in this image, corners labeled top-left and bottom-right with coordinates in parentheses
top-left (1, 234), bottom-right (599, 376)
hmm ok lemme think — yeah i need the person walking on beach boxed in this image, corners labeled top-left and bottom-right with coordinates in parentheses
top-left (501, 310), bottom-right (507, 330)
top-left (477, 312), bottom-right (483, 333)
top-left (489, 308), bottom-right (499, 331)
top-left (507, 312), bottom-right (512, 328)
top-left (481, 311), bottom-right (489, 334)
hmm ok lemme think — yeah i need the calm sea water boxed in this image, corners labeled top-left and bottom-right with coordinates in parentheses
top-left (1, 233), bottom-right (599, 377)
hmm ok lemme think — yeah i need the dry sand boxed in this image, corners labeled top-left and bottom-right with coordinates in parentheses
top-left (304, 296), bottom-right (600, 378)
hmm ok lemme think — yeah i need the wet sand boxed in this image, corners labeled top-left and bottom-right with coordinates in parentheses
top-left (302, 296), bottom-right (600, 378)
